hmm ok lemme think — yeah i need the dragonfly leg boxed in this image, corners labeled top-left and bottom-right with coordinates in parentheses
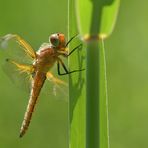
top-left (65, 34), bottom-right (78, 47)
top-left (57, 58), bottom-right (85, 76)
top-left (68, 43), bottom-right (83, 56)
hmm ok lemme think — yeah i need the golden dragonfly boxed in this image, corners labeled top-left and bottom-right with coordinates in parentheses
top-left (0, 33), bottom-right (83, 137)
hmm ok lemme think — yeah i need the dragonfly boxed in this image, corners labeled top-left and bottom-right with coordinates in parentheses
top-left (0, 33), bottom-right (83, 137)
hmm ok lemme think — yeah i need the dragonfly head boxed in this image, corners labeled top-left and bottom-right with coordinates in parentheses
top-left (50, 33), bottom-right (66, 49)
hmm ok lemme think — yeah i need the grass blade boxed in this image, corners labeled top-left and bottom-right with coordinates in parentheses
top-left (86, 39), bottom-right (108, 148)
top-left (68, 0), bottom-right (120, 148)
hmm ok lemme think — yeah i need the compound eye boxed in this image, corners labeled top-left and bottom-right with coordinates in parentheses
top-left (50, 34), bottom-right (60, 47)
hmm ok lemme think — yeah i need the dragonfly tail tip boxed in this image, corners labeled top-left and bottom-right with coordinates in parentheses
top-left (5, 58), bottom-right (10, 62)
top-left (19, 133), bottom-right (24, 138)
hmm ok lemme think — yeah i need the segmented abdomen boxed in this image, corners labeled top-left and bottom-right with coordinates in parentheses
top-left (19, 71), bottom-right (46, 137)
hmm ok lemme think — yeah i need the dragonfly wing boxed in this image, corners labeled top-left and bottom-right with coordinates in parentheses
top-left (2, 59), bottom-right (34, 92)
top-left (43, 71), bottom-right (68, 101)
top-left (12, 34), bottom-right (36, 59)
top-left (46, 72), bottom-right (67, 86)
top-left (0, 34), bottom-right (35, 91)
top-left (0, 34), bottom-right (36, 64)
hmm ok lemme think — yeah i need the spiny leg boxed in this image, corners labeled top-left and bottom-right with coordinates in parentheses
top-left (57, 58), bottom-right (85, 76)
top-left (68, 43), bottom-right (82, 56)
top-left (66, 34), bottom-right (78, 47)
top-left (57, 43), bottom-right (83, 59)
top-left (65, 34), bottom-right (83, 56)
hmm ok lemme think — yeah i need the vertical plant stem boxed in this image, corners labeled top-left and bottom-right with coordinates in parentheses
top-left (86, 41), bottom-right (100, 147)
top-left (86, 39), bottom-right (108, 148)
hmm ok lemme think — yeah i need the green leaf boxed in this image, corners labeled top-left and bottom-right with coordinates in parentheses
top-left (68, 1), bottom-right (86, 148)
top-left (68, 0), bottom-right (120, 148)
top-left (76, 0), bottom-right (120, 38)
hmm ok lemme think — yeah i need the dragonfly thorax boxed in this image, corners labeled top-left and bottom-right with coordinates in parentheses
top-left (35, 46), bottom-right (57, 73)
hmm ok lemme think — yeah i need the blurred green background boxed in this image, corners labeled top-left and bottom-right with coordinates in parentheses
top-left (0, 0), bottom-right (148, 148)
top-left (106, 0), bottom-right (148, 148)
top-left (0, 0), bottom-right (68, 148)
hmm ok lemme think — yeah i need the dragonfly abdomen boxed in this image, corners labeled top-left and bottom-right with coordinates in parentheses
top-left (19, 71), bottom-right (46, 137)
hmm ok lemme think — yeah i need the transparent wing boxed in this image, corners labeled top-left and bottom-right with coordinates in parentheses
top-left (2, 59), bottom-right (34, 92)
top-left (0, 34), bottom-right (36, 64)
top-left (42, 70), bottom-right (68, 102)
top-left (0, 34), bottom-right (36, 91)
